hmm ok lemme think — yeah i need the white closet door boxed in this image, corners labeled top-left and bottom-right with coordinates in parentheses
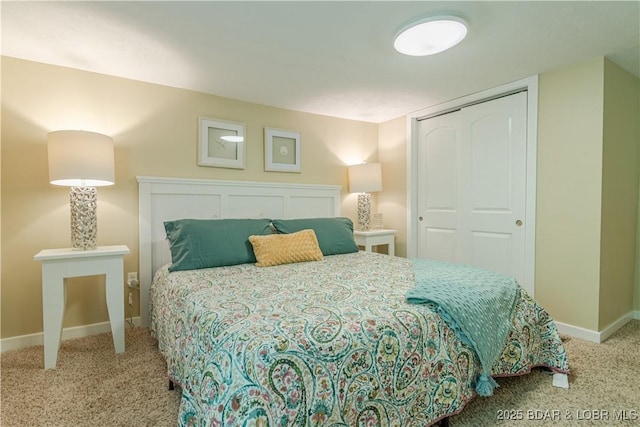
top-left (417, 111), bottom-right (462, 263)
top-left (417, 91), bottom-right (528, 285)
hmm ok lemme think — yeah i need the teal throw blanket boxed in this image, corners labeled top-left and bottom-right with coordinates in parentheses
top-left (406, 258), bottom-right (519, 396)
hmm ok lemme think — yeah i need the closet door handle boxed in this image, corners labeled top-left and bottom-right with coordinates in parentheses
top-left (516, 219), bottom-right (523, 226)
top-left (419, 216), bottom-right (424, 221)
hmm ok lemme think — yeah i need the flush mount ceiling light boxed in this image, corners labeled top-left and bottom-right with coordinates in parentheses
top-left (394, 16), bottom-right (468, 56)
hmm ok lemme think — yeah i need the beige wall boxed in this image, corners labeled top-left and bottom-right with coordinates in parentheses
top-left (2, 55), bottom-right (639, 341)
top-left (633, 91), bottom-right (640, 318)
top-left (636, 198), bottom-right (640, 312)
top-left (378, 116), bottom-right (408, 257)
top-left (599, 60), bottom-right (640, 327)
top-left (637, 190), bottom-right (640, 311)
top-left (536, 58), bottom-right (605, 331)
top-left (535, 58), bottom-right (639, 330)
top-left (1, 57), bottom-right (378, 339)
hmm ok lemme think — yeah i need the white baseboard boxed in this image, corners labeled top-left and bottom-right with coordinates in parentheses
top-left (554, 321), bottom-right (600, 343)
top-left (555, 311), bottom-right (635, 344)
top-left (598, 312), bottom-right (634, 342)
top-left (0, 317), bottom-right (141, 353)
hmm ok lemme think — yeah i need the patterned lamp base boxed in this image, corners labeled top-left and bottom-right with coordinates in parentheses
top-left (70, 186), bottom-right (98, 250)
top-left (357, 193), bottom-right (372, 231)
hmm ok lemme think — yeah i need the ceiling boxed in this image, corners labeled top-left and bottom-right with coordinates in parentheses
top-left (2, 1), bottom-right (639, 123)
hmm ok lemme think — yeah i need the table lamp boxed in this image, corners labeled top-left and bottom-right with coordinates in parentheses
top-left (47, 130), bottom-right (115, 250)
top-left (348, 162), bottom-right (382, 231)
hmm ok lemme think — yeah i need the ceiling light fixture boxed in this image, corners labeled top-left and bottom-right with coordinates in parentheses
top-left (394, 16), bottom-right (468, 56)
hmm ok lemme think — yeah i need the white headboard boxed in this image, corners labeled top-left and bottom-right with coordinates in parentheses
top-left (137, 176), bottom-right (342, 326)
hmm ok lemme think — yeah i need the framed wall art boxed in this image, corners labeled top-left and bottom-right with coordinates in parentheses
top-left (198, 117), bottom-right (246, 169)
top-left (264, 127), bottom-right (301, 173)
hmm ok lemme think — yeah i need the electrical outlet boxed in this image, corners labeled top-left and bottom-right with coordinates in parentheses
top-left (127, 272), bottom-right (138, 286)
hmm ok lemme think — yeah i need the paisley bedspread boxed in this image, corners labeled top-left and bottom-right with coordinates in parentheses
top-left (150, 251), bottom-right (569, 426)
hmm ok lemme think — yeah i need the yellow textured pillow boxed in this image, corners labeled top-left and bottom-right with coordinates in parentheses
top-left (249, 229), bottom-right (323, 267)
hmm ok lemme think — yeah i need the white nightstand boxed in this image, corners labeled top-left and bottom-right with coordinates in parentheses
top-left (353, 229), bottom-right (397, 256)
top-left (34, 245), bottom-right (130, 369)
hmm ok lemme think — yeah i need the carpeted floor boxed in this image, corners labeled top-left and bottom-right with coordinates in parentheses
top-left (0, 328), bottom-right (180, 426)
top-left (1, 320), bottom-right (638, 426)
top-left (451, 319), bottom-right (640, 426)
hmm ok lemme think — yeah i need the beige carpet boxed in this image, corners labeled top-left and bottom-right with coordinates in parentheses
top-left (1, 320), bottom-right (638, 426)
top-left (451, 319), bottom-right (640, 426)
top-left (0, 328), bottom-right (180, 426)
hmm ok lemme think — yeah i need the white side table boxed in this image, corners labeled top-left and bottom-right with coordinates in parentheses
top-left (354, 229), bottom-right (397, 256)
top-left (34, 245), bottom-right (130, 369)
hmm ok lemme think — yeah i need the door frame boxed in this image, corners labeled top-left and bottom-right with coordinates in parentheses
top-left (406, 75), bottom-right (539, 294)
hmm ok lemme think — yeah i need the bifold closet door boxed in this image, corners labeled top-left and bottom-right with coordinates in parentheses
top-left (416, 91), bottom-right (527, 284)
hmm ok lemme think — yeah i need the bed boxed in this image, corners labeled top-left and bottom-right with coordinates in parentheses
top-left (138, 176), bottom-right (569, 426)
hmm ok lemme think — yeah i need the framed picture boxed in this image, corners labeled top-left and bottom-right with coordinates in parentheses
top-left (198, 117), bottom-right (246, 169)
top-left (264, 127), bottom-right (301, 173)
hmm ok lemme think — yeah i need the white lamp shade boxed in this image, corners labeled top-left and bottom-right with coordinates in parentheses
top-left (349, 163), bottom-right (382, 193)
top-left (47, 130), bottom-right (115, 187)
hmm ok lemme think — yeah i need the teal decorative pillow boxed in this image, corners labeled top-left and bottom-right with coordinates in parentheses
top-left (271, 217), bottom-right (359, 256)
top-left (164, 218), bottom-right (272, 272)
